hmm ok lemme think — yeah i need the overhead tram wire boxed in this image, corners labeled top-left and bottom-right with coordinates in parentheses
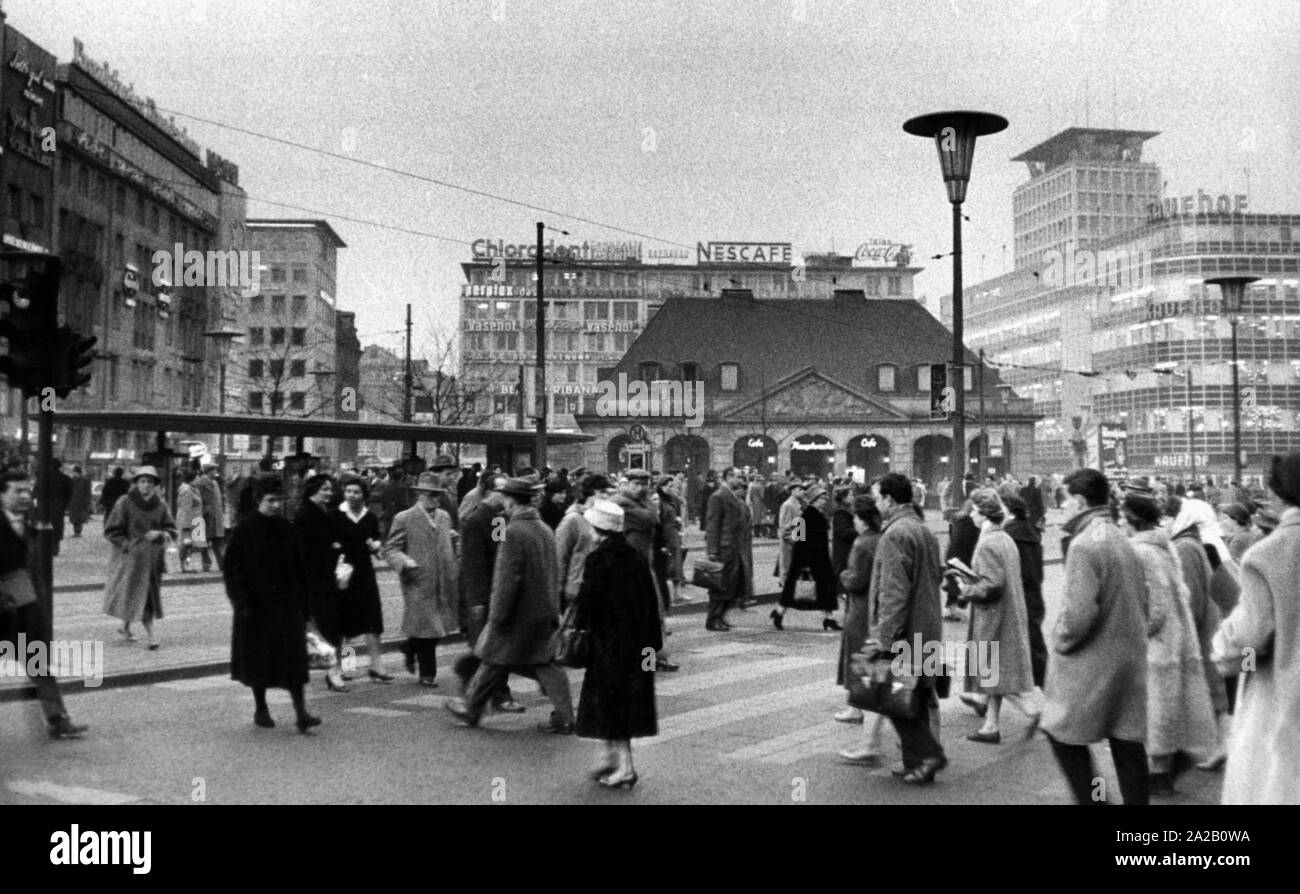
top-left (75, 81), bottom-right (926, 297)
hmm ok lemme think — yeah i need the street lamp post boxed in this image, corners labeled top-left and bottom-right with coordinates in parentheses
top-left (904, 110), bottom-right (1008, 484)
top-left (1155, 364), bottom-right (1195, 484)
top-left (204, 328), bottom-right (245, 466)
top-left (1206, 276), bottom-right (1259, 487)
top-left (997, 383), bottom-right (1013, 477)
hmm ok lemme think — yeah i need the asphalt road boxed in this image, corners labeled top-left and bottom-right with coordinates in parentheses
top-left (1, 562), bottom-right (1225, 805)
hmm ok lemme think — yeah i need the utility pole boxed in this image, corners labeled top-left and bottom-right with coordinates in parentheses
top-left (516, 363), bottom-right (525, 431)
top-left (403, 303), bottom-right (415, 462)
top-left (1187, 367), bottom-right (1196, 486)
top-left (534, 221), bottom-right (547, 471)
top-left (978, 348), bottom-right (987, 479)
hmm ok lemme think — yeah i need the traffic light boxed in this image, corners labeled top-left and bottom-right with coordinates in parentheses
top-left (52, 326), bottom-right (98, 398)
top-left (0, 252), bottom-right (61, 396)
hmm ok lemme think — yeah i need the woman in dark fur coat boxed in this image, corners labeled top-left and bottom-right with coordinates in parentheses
top-left (223, 475), bottom-right (321, 733)
top-left (574, 500), bottom-right (662, 790)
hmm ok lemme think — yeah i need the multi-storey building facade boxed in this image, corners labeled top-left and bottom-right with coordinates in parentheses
top-left (240, 219), bottom-right (346, 460)
top-left (946, 127), bottom-right (1297, 479)
top-left (0, 17), bottom-right (58, 448)
top-left (46, 38), bottom-right (243, 478)
top-left (459, 240), bottom-right (919, 446)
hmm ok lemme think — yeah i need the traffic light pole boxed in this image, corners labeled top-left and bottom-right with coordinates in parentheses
top-left (33, 404), bottom-right (55, 626)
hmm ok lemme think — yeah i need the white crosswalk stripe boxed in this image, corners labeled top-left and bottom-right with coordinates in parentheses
top-left (655, 656), bottom-right (827, 697)
top-left (153, 676), bottom-right (234, 691)
top-left (6, 779), bottom-right (144, 805)
top-left (678, 642), bottom-right (768, 659)
top-left (345, 707), bottom-right (411, 717)
top-left (639, 681), bottom-right (838, 748)
top-left (725, 720), bottom-right (845, 763)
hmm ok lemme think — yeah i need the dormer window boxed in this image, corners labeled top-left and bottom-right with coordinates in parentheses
top-left (638, 361), bottom-right (662, 382)
top-left (877, 364), bottom-right (897, 392)
top-left (680, 361), bottom-right (700, 383)
top-left (720, 363), bottom-right (739, 392)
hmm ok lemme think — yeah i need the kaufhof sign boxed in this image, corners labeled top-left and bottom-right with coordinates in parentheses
top-left (696, 242), bottom-right (792, 264)
top-left (471, 238), bottom-right (642, 262)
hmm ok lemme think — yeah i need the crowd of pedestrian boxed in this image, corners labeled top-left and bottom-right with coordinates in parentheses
top-left (3, 441), bottom-right (1296, 803)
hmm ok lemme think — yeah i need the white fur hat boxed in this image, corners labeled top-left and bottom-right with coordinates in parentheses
top-left (584, 499), bottom-right (624, 533)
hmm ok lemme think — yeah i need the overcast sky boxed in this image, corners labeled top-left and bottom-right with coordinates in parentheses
top-left (12, 0), bottom-right (1299, 359)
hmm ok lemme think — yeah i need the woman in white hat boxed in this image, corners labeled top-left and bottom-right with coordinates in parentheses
top-left (573, 499), bottom-right (661, 790)
top-left (102, 466), bottom-right (177, 649)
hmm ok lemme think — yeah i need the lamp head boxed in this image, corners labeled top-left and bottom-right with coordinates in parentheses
top-left (1204, 276), bottom-right (1259, 315)
top-left (903, 111), bottom-right (1008, 205)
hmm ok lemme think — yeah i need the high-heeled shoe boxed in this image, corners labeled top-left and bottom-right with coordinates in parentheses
top-left (588, 764), bottom-right (619, 781)
top-left (823, 618), bottom-right (842, 632)
top-left (325, 674), bottom-right (350, 693)
top-left (368, 669), bottom-right (395, 684)
top-left (296, 713), bottom-right (322, 733)
top-left (770, 609), bottom-right (784, 631)
top-left (599, 770), bottom-right (638, 790)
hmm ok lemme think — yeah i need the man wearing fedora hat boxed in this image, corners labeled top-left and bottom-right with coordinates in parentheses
top-left (428, 454), bottom-right (462, 530)
top-left (384, 472), bottom-right (461, 686)
top-left (447, 477), bottom-right (576, 733)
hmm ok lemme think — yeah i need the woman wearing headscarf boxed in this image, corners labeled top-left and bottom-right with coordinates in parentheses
top-left (947, 488), bottom-right (1040, 743)
top-left (1166, 495), bottom-right (1232, 768)
top-left (223, 474), bottom-right (320, 733)
top-left (835, 495), bottom-right (886, 759)
top-left (293, 473), bottom-right (347, 691)
top-left (771, 485), bottom-right (840, 632)
top-left (574, 500), bottom-right (661, 790)
top-left (335, 475), bottom-right (392, 682)
top-left (102, 466), bottom-right (177, 649)
top-left (1120, 483), bottom-right (1217, 796)
top-left (1213, 451), bottom-right (1300, 803)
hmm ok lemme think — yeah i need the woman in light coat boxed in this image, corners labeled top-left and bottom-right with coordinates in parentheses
top-left (1121, 488), bottom-right (1217, 796)
top-left (383, 473), bottom-right (460, 686)
top-left (949, 488), bottom-right (1040, 743)
top-left (102, 466), bottom-right (177, 649)
top-left (1213, 452), bottom-right (1300, 804)
top-left (174, 469), bottom-right (206, 573)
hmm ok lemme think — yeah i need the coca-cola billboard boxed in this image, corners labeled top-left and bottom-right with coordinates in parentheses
top-left (852, 240), bottom-right (912, 267)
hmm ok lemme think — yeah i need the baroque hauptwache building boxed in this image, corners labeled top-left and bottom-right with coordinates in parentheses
top-left (572, 288), bottom-right (1035, 498)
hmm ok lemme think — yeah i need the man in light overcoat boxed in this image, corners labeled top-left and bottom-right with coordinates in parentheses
top-left (1042, 467), bottom-right (1150, 805)
top-left (384, 472), bottom-right (460, 685)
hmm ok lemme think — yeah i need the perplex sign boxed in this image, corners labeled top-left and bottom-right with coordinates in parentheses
top-left (696, 242), bottom-right (792, 264)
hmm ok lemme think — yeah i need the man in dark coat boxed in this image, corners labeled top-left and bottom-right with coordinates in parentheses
top-left (446, 477), bottom-right (575, 733)
top-left (380, 464), bottom-right (410, 540)
top-left (0, 470), bottom-right (88, 739)
top-left (944, 502), bottom-right (979, 621)
top-left (457, 464), bottom-right (480, 505)
top-left (869, 473), bottom-right (946, 784)
top-left (613, 469), bottom-right (676, 671)
top-left (44, 459), bottom-right (73, 556)
top-left (698, 471), bottom-right (719, 530)
top-left (429, 454), bottom-right (462, 531)
top-left (1003, 495), bottom-right (1048, 688)
top-left (67, 466), bottom-right (93, 537)
top-left (100, 467), bottom-right (130, 518)
top-left (704, 467), bottom-right (752, 632)
top-left (1020, 475), bottom-right (1046, 530)
top-left (223, 475), bottom-right (319, 732)
top-left (452, 472), bottom-right (521, 713)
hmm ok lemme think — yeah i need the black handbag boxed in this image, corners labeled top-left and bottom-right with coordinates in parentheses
top-left (846, 645), bottom-right (921, 720)
top-left (691, 557), bottom-right (725, 591)
top-left (554, 602), bottom-right (590, 669)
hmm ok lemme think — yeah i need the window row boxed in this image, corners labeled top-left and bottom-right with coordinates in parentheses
top-left (249, 294), bottom-right (310, 317)
top-left (247, 391), bottom-right (308, 413)
top-left (247, 327), bottom-right (309, 347)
